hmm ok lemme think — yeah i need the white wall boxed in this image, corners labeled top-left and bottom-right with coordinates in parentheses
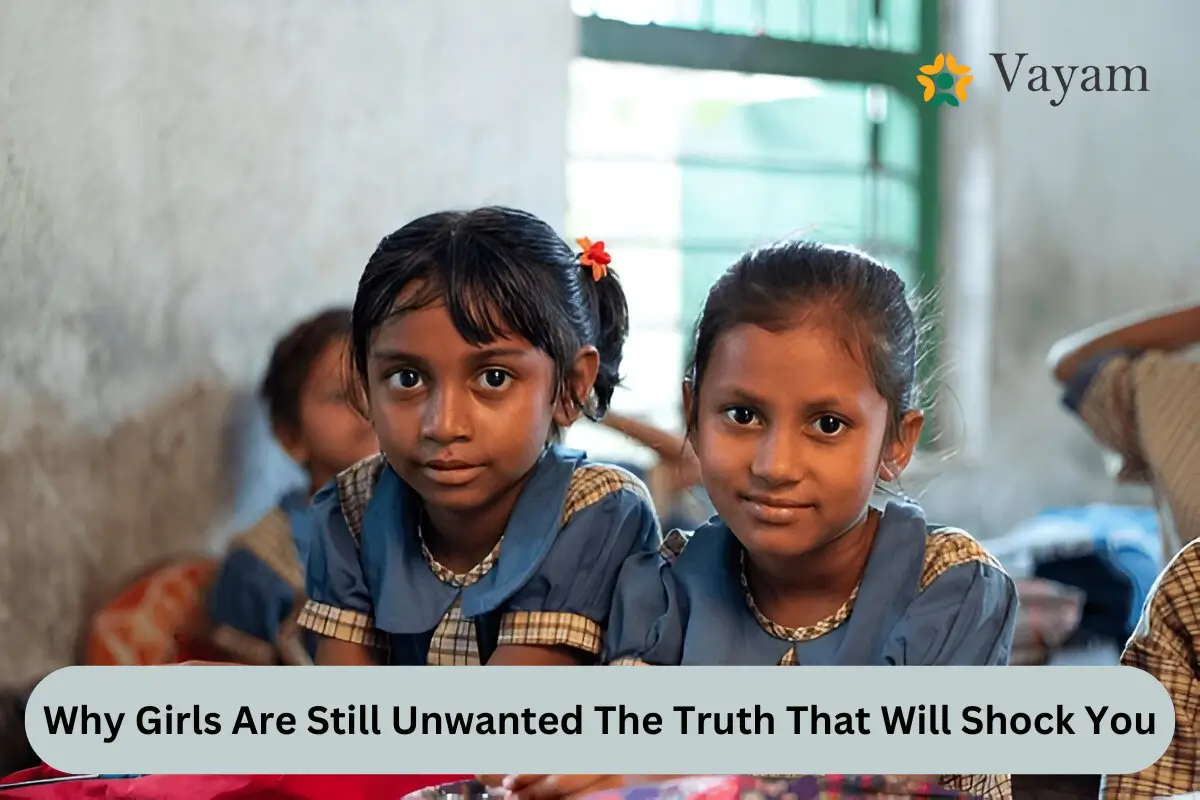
top-left (917, 0), bottom-right (1199, 537)
top-left (0, 0), bottom-right (576, 684)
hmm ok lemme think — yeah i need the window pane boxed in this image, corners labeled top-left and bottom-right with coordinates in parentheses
top-left (879, 89), bottom-right (919, 173)
top-left (680, 83), bottom-right (869, 165)
top-left (566, 59), bottom-right (925, 460)
top-left (876, 176), bottom-right (920, 250)
top-left (573, 0), bottom-right (923, 52)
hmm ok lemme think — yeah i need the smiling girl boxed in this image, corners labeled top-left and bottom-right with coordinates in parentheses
top-left (494, 240), bottom-right (1018, 799)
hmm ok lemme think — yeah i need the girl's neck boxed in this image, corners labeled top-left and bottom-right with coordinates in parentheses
top-left (308, 465), bottom-right (335, 498)
top-left (742, 507), bottom-right (880, 629)
top-left (420, 476), bottom-right (532, 574)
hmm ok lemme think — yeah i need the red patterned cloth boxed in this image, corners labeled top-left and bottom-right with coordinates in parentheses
top-left (0, 767), bottom-right (470, 799)
top-left (85, 559), bottom-right (221, 666)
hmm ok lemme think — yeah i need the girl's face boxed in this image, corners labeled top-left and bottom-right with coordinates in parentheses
top-left (364, 298), bottom-right (592, 518)
top-left (686, 316), bottom-right (921, 563)
top-left (282, 336), bottom-right (380, 491)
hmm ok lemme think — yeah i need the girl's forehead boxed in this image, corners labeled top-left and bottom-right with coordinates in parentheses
top-left (373, 302), bottom-right (536, 354)
top-left (706, 322), bottom-right (877, 393)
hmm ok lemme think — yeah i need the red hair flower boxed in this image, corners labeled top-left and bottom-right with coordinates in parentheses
top-left (575, 237), bottom-right (611, 282)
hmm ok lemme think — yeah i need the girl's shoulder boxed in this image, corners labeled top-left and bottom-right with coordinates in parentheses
top-left (918, 524), bottom-right (1009, 590)
top-left (315, 451), bottom-right (655, 540)
top-left (560, 459), bottom-right (655, 526)
top-left (223, 506), bottom-right (304, 589)
top-left (316, 453), bottom-right (388, 540)
top-left (641, 516), bottom-right (723, 568)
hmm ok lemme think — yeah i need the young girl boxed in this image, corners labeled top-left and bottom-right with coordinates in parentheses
top-left (206, 308), bottom-right (380, 665)
top-left (297, 207), bottom-right (661, 667)
top-left (493, 241), bottom-right (1018, 799)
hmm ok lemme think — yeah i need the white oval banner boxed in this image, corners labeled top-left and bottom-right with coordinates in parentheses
top-left (26, 665), bottom-right (1173, 776)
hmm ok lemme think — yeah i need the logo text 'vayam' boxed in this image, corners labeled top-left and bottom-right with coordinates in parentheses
top-left (991, 53), bottom-right (1148, 107)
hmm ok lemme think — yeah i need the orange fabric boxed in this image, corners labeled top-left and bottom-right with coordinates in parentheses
top-left (85, 559), bottom-right (219, 666)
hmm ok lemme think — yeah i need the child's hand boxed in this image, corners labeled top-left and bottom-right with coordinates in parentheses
top-left (477, 774), bottom-right (626, 800)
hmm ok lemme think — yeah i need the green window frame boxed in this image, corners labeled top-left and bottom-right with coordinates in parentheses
top-left (571, 0), bottom-right (943, 446)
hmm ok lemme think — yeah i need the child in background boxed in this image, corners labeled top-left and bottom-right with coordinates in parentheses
top-left (299, 207), bottom-right (661, 666)
top-left (600, 411), bottom-right (714, 531)
top-left (205, 308), bottom-right (379, 665)
top-left (1049, 302), bottom-right (1200, 560)
top-left (493, 241), bottom-right (1017, 800)
top-left (1047, 302), bottom-right (1200, 798)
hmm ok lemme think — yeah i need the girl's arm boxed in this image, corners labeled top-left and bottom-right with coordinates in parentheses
top-left (1048, 302), bottom-right (1200, 384)
top-left (315, 637), bottom-right (382, 666)
top-left (601, 413), bottom-right (688, 460)
top-left (300, 482), bottom-right (388, 664)
top-left (486, 645), bottom-right (587, 666)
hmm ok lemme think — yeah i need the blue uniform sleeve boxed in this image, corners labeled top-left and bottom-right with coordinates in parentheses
top-left (207, 548), bottom-right (295, 664)
top-left (603, 532), bottom-right (690, 666)
top-left (886, 561), bottom-right (1019, 666)
top-left (498, 488), bottom-right (661, 658)
top-left (296, 482), bottom-right (383, 647)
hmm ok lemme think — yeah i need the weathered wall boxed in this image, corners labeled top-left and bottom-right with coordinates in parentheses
top-left (0, 0), bottom-right (575, 685)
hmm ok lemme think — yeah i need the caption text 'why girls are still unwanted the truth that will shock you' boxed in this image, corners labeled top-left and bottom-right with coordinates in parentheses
top-left (44, 702), bottom-right (1159, 745)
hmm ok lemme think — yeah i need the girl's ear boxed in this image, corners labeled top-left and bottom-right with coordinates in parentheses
top-left (274, 423), bottom-right (311, 468)
top-left (553, 345), bottom-right (600, 427)
top-left (879, 409), bottom-right (924, 481)
top-left (344, 359), bottom-right (372, 422)
top-left (681, 378), bottom-right (697, 447)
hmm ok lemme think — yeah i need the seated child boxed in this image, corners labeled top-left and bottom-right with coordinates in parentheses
top-left (298, 208), bottom-right (661, 666)
top-left (1049, 302), bottom-right (1200, 560)
top-left (1047, 302), bottom-right (1200, 798)
top-left (490, 241), bottom-right (1018, 800)
top-left (205, 308), bottom-right (379, 665)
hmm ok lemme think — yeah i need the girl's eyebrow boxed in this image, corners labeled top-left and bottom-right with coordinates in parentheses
top-left (370, 346), bottom-right (534, 372)
top-left (707, 383), bottom-right (767, 407)
top-left (370, 348), bottom-right (428, 371)
top-left (466, 346), bottom-right (536, 366)
top-left (709, 382), bottom-right (859, 415)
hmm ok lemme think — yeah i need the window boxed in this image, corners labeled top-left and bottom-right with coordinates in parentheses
top-left (563, 0), bottom-right (940, 465)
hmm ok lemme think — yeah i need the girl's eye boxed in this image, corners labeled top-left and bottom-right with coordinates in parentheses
top-left (387, 369), bottom-right (422, 390)
top-left (478, 369), bottom-right (511, 390)
top-left (723, 407), bottom-right (758, 426)
top-left (814, 415), bottom-right (845, 436)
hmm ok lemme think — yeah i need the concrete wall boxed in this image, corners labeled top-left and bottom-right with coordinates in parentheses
top-left (918, 0), bottom-right (1199, 537)
top-left (0, 0), bottom-right (575, 685)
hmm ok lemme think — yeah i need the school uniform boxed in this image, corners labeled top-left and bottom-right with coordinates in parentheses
top-left (1062, 349), bottom-right (1200, 560)
top-left (298, 446), bottom-right (661, 665)
top-left (1100, 538), bottom-right (1200, 798)
top-left (206, 491), bottom-right (318, 666)
top-left (605, 501), bottom-right (1018, 800)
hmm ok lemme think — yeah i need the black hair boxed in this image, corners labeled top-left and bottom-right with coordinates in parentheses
top-left (686, 240), bottom-right (924, 440)
top-left (350, 206), bottom-right (630, 419)
top-left (261, 308), bottom-right (353, 433)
